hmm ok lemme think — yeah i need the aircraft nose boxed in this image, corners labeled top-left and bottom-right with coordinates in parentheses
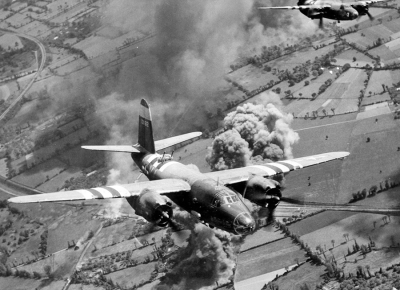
top-left (233, 212), bottom-right (256, 235)
top-left (351, 11), bottom-right (359, 19)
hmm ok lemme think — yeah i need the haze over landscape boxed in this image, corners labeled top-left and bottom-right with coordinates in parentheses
top-left (1, 0), bottom-right (400, 289)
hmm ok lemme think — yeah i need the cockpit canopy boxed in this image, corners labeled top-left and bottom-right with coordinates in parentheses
top-left (157, 154), bottom-right (173, 163)
top-left (212, 186), bottom-right (239, 207)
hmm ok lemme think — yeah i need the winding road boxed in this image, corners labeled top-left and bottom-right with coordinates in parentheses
top-left (0, 30), bottom-right (47, 122)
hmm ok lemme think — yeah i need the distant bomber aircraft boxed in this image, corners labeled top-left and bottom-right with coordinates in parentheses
top-left (258, 0), bottom-right (386, 28)
top-left (9, 99), bottom-right (400, 235)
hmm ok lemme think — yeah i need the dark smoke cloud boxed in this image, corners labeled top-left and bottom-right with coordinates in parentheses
top-left (155, 221), bottom-right (242, 290)
top-left (96, 0), bottom-right (318, 138)
top-left (207, 92), bottom-right (299, 171)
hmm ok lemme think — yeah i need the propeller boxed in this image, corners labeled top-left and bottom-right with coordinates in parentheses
top-left (278, 197), bottom-right (400, 216)
top-left (366, 11), bottom-right (374, 21)
top-left (319, 17), bottom-right (324, 29)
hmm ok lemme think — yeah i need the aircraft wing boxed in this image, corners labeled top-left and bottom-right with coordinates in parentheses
top-left (155, 132), bottom-right (202, 152)
top-left (258, 4), bottom-right (330, 10)
top-left (82, 145), bottom-right (141, 153)
top-left (203, 152), bottom-right (349, 185)
top-left (349, 0), bottom-right (386, 5)
top-left (8, 179), bottom-right (191, 203)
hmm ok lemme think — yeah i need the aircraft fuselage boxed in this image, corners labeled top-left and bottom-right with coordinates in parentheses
top-left (131, 152), bottom-right (256, 235)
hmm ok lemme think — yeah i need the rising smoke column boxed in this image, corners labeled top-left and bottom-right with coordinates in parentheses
top-left (95, 0), bottom-right (318, 137)
top-left (207, 92), bottom-right (299, 170)
top-left (155, 222), bottom-right (241, 290)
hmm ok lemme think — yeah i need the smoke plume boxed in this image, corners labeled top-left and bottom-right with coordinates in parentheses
top-left (207, 92), bottom-right (299, 171)
top-left (155, 221), bottom-right (242, 290)
top-left (94, 0), bottom-right (318, 138)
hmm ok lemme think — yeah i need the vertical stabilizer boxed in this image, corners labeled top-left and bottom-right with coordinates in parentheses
top-left (138, 99), bottom-right (155, 153)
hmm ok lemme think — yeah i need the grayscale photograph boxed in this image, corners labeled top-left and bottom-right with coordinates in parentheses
top-left (0, 0), bottom-right (400, 289)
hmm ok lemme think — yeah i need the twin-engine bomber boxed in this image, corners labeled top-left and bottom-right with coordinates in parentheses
top-left (9, 99), bottom-right (400, 235)
top-left (259, 0), bottom-right (386, 28)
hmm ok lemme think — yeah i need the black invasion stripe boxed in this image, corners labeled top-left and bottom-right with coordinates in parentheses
top-left (87, 188), bottom-right (104, 199)
top-left (264, 164), bottom-right (283, 174)
top-left (277, 161), bottom-right (295, 170)
top-left (104, 187), bottom-right (121, 198)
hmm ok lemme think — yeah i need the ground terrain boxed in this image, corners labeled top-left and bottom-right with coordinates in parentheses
top-left (0, 0), bottom-right (400, 290)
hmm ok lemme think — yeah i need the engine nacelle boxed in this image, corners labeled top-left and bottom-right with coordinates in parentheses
top-left (126, 189), bottom-right (173, 227)
top-left (245, 176), bottom-right (282, 210)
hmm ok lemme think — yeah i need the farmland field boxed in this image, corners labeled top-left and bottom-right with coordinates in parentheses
top-left (46, 206), bottom-right (102, 253)
top-left (361, 92), bottom-right (391, 106)
top-left (37, 166), bottom-right (82, 192)
top-left (274, 261), bottom-right (326, 290)
top-left (339, 126), bottom-right (400, 194)
top-left (369, 45), bottom-right (398, 62)
top-left (342, 247), bottom-right (400, 275)
top-left (0, 277), bottom-right (65, 290)
top-left (241, 226), bottom-right (285, 252)
top-left (11, 158), bottom-right (67, 188)
top-left (226, 64), bottom-right (279, 92)
top-left (265, 44), bottom-right (335, 72)
top-left (293, 70), bottom-right (338, 101)
top-left (69, 285), bottom-right (106, 290)
top-left (366, 71), bottom-right (392, 95)
top-left (334, 49), bottom-right (374, 67)
top-left (106, 262), bottom-right (156, 288)
top-left (383, 17), bottom-right (400, 33)
top-left (235, 237), bottom-right (305, 281)
top-left (17, 247), bottom-right (84, 278)
top-left (343, 25), bottom-right (393, 50)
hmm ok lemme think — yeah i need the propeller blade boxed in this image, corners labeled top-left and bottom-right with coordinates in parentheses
top-left (367, 11), bottom-right (374, 21)
top-left (279, 197), bottom-right (400, 216)
top-left (319, 17), bottom-right (324, 29)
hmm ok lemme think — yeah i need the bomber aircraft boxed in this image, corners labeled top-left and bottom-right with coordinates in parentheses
top-left (8, 99), bottom-right (400, 235)
top-left (258, 0), bottom-right (386, 28)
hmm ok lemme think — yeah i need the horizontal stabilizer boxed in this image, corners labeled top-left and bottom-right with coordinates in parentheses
top-left (81, 145), bottom-right (141, 153)
top-left (8, 179), bottom-right (191, 203)
top-left (155, 132), bottom-right (202, 152)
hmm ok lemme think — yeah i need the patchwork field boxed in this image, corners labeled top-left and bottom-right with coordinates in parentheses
top-left (334, 49), bottom-right (374, 67)
top-left (11, 158), bottom-right (67, 188)
top-left (273, 261), bottom-right (326, 290)
top-left (105, 262), bottom-right (157, 288)
top-left (343, 24), bottom-right (394, 50)
top-left (235, 237), bottom-right (305, 282)
top-left (226, 64), bottom-right (279, 92)
top-left (361, 91), bottom-right (391, 106)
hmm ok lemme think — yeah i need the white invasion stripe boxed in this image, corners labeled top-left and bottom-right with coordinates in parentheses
top-left (78, 190), bottom-right (95, 200)
top-left (280, 160), bottom-right (303, 169)
top-left (94, 187), bottom-right (114, 198)
top-left (159, 161), bottom-right (180, 172)
top-left (249, 165), bottom-right (276, 176)
top-left (145, 154), bottom-right (158, 164)
top-left (267, 163), bottom-right (290, 173)
top-left (109, 185), bottom-right (131, 197)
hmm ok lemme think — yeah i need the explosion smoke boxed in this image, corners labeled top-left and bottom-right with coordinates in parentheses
top-left (207, 92), bottom-right (299, 171)
top-left (155, 221), bottom-right (243, 290)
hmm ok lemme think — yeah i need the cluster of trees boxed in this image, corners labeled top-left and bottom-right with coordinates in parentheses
top-left (74, 232), bottom-right (175, 289)
top-left (350, 179), bottom-right (396, 202)
top-left (275, 220), bottom-right (322, 265)
top-left (337, 264), bottom-right (400, 289)
top-left (39, 229), bottom-right (48, 256)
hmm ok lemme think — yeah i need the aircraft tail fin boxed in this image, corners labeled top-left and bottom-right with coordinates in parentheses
top-left (82, 98), bottom-right (201, 155)
top-left (138, 99), bottom-right (156, 154)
